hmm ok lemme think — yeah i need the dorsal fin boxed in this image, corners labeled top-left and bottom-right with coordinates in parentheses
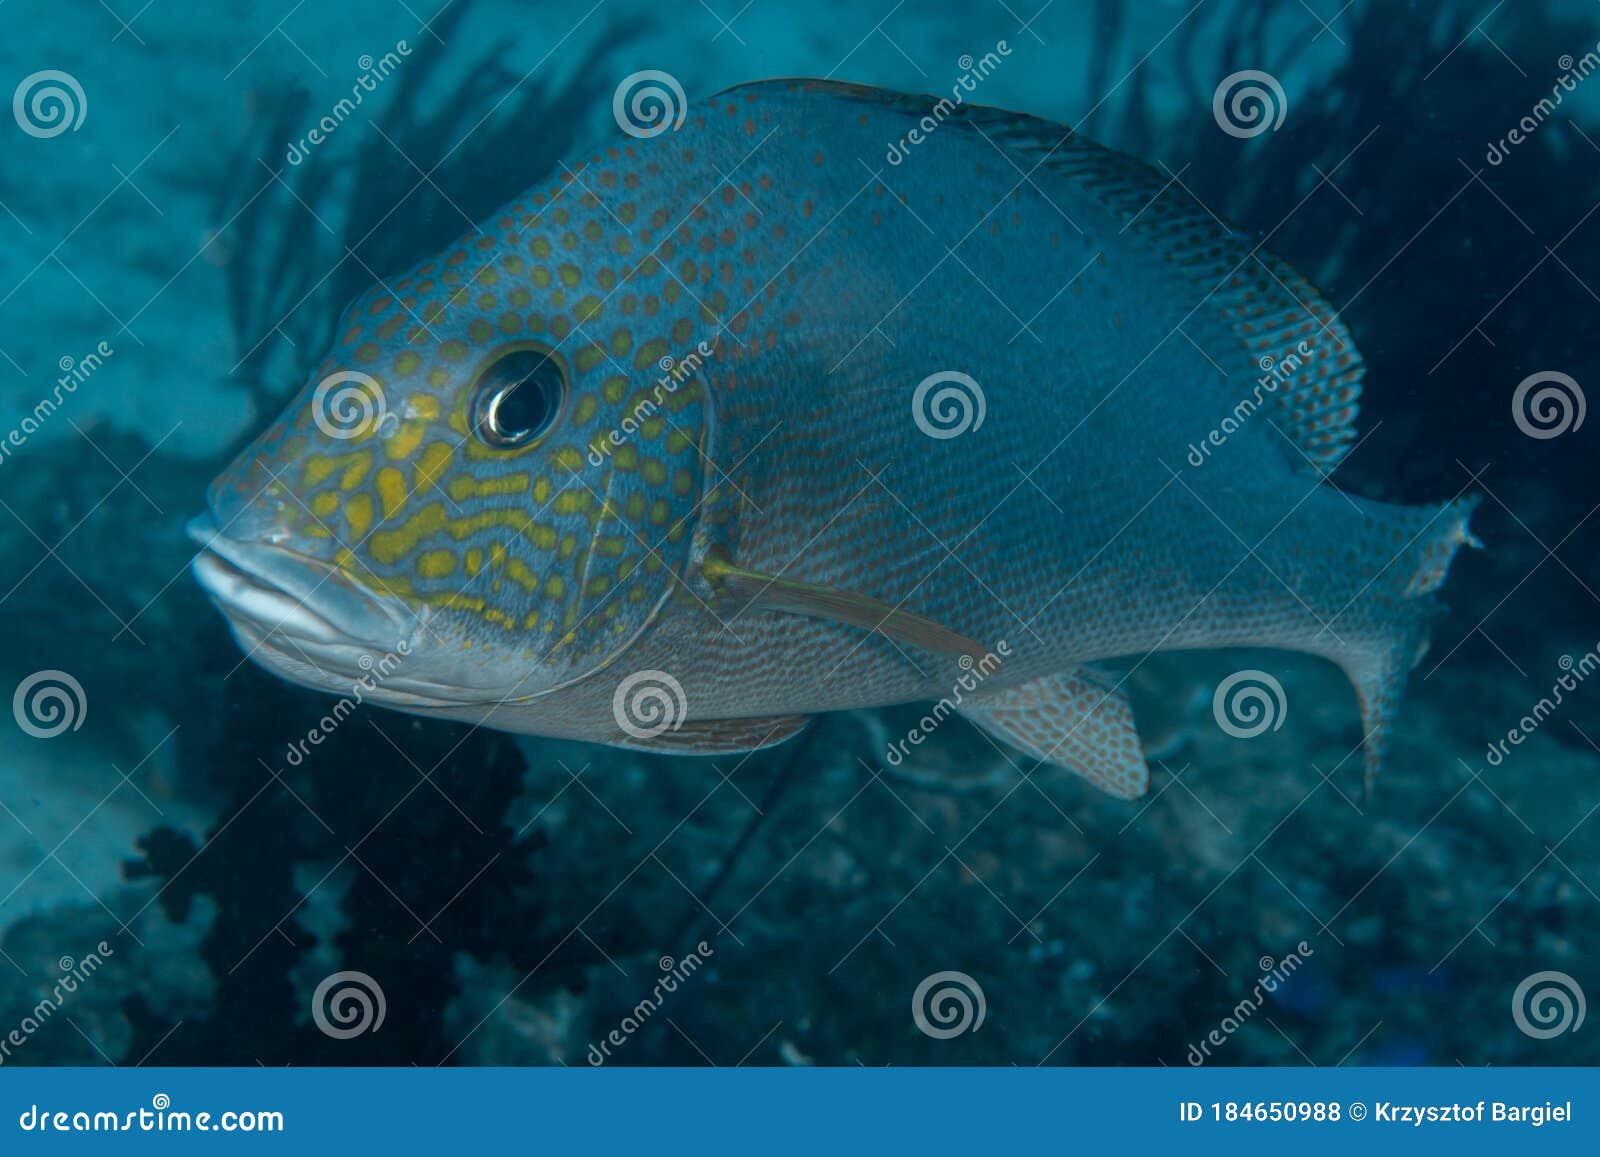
top-left (747, 79), bottom-right (1365, 474)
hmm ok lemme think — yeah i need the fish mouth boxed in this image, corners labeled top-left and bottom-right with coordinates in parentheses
top-left (186, 512), bottom-right (416, 660)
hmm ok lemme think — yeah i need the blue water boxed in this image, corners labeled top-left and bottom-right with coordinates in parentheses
top-left (0, 0), bottom-right (1596, 1067)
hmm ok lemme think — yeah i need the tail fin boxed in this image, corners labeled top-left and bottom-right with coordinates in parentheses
top-left (1324, 495), bottom-right (1481, 795)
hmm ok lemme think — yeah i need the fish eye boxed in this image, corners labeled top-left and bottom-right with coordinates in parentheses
top-left (471, 346), bottom-right (566, 449)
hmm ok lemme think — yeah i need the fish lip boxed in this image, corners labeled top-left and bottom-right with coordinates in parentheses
top-left (186, 512), bottom-right (415, 650)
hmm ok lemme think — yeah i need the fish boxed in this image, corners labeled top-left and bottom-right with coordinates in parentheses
top-left (188, 79), bottom-right (1479, 799)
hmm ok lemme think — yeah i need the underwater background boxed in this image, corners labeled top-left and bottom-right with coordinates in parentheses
top-left (1, 0), bottom-right (1598, 1066)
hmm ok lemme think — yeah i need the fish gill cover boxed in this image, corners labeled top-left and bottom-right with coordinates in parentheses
top-left (0, 0), bottom-right (1595, 1068)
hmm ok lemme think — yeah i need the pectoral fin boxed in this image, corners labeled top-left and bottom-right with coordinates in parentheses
top-left (703, 554), bottom-right (989, 660)
top-left (959, 669), bottom-right (1149, 799)
top-left (612, 712), bottom-right (810, 756)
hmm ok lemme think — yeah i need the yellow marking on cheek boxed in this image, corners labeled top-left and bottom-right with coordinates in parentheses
top-left (552, 491), bottom-right (593, 516)
top-left (544, 575), bottom-right (566, 600)
top-left (641, 459), bottom-right (667, 486)
top-left (448, 471), bottom-right (528, 501)
top-left (311, 492), bottom-right (340, 519)
top-left (673, 468), bottom-right (694, 496)
top-left (395, 352), bottom-right (422, 376)
top-left (302, 456), bottom-right (339, 488)
top-left (370, 502), bottom-right (448, 565)
top-left (489, 542), bottom-right (507, 570)
top-left (639, 416), bottom-right (665, 440)
top-left (416, 442), bottom-right (455, 491)
top-left (524, 523), bottom-right (559, 551)
top-left (558, 264), bottom-right (581, 288)
top-left (558, 534), bottom-right (577, 561)
top-left (585, 575), bottom-right (610, 597)
top-left (340, 453), bottom-right (374, 491)
top-left (347, 493), bottom-right (373, 538)
top-left (573, 395), bottom-right (598, 425)
top-left (575, 345), bottom-right (605, 372)
top-left (375, 467), bottom-right (409, 520)
top-left (649, 499), bottom-right (671, 526)
top-left (635, 339), bottom-right (669, 370)
top-left (506, 558), bottom-right (542, 591)
top-left (666, 430), bottom-right (692, 453)
top-left (385, 421), bottom-right (428, 460)
top-left (532, 476), bottom-right (552, 505)
top-left (416, 549), bottom-right (458, 579)
top-left (409, 393), bottom-right (440, 420)
top-left (594, 535), bottom-right (626, 558)
top-left (465, 547), bottom-right (484, 575)
top-left (602, 375), bottom-right (628, 404)
top-left (522, 610), bottom-right (541, 629)
top-left (551, 447), bottom-right (585, 472)
top-left (614, 446), bottom-right (639, 472)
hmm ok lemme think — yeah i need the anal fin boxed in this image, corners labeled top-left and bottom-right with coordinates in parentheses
top-left (959, 670), bottom-right (1149, 800)
top-left (611, 713), bottom-right (810, 757)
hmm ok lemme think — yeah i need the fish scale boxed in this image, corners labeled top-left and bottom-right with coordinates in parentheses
top-left (190, 79), bottom-right (1478, 799)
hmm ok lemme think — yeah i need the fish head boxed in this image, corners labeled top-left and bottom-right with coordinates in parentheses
top-left (192, 203), bottom-right (717, 708)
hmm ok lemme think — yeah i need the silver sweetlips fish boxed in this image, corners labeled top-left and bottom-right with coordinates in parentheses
top-left (189, 80), bottom-right (1478, 798)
